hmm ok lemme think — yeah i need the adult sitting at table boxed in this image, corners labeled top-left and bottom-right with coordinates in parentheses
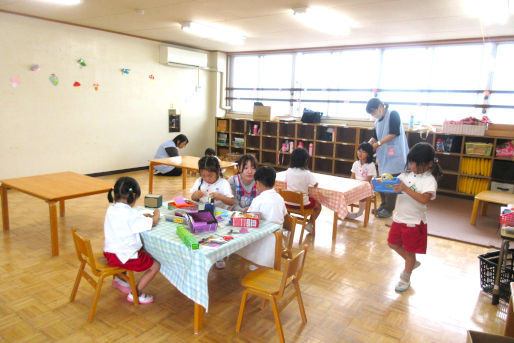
top-left (228, 154), bottom-right (258, 212)
top-left (153, 134), bottom-right (189, 176)
top-left (365, 98), bottom-right (408, 218)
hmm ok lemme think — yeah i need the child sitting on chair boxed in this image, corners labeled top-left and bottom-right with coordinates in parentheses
top-left (237, 166), bottom-right (288, 269)
top-left (347, 142), bottom-right (377, 219)
top-left (190, 156), bottom-right (233, 209)
top-left (103, 176), bottom-right (160, 304)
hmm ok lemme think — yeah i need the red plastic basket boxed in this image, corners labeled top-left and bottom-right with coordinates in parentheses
top-left (501, 212), bottom-right (514, 227)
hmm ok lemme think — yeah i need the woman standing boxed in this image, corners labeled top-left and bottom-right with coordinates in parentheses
top-left (153, 134), bottom-right (189, 176)
top-left (366, 98), bottom-right (408, 218)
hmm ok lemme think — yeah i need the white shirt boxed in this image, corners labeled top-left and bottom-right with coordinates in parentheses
top-left (393, 171), bottom-right (437, 225)
top-left (248, 188), bottom-right (287, 225)
top-left (104, 202), bottom-right (153, 263)
top-left (351, 160), bottom-right (377, 181)
top-left (190, 177), bottom-right (233, 209)
top-left (285, 168), bottom-right (317, 206)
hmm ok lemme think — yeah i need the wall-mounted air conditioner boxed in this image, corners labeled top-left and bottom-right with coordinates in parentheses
top-left (159, 45), bottom-right (208, 69)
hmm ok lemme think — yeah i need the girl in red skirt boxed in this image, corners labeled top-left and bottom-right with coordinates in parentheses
top-left (103, 177), bottom-right (160, 304)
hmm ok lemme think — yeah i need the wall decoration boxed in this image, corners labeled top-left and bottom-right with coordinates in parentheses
top-left (49, 74), bottom-right (59, 86)
top-left (30, 65), bottom-right (40, 71)
top-left (73, 81), bottom-right (81, 88)
top-left (149, 74), bottom-right (155, 80)
top-left (10, 77), bottom-right (20, 88)
top-left (77, 58), bottom-right (86, 67)
top-left (121, 68), bottom-right (130, 74)
top-left (93, 82), bottom-right (99, 91)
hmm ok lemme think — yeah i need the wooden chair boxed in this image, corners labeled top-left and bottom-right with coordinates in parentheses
top-left (69, 229), bottom-right (139, 321)
top-left (282, 214), bottom-right (297, 259)
top-left (236, 246), bottom-right (308, 343)
top-left (349, 193), bottom-right (378, 217)
top-left (279, 189), bottom-right (315, 245)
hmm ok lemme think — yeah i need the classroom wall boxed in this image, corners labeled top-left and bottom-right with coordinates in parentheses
top-left (0, 12), bottom-right (219, 179)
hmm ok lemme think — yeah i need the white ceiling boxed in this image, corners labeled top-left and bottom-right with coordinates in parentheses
top-left (1, 0), bottom-right (514, 52)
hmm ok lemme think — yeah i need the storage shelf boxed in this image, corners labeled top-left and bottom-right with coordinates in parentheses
top-left (216, 118), bottom-right (513, 196)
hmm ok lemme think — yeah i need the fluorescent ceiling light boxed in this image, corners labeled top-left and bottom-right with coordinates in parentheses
top-left (292, 7), bottom-right (355, 35)
top-left (181, 21), bottom-right (246, 45)
top-left (461, 0), bottom-right (514, 25)
top-left (36, 0), bottom-right (81, 5)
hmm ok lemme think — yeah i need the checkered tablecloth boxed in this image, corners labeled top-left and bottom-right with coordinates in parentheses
top-left (275, 172), bottom-right (374, 219)
top-left (138, 205), bottom-right (280, 311)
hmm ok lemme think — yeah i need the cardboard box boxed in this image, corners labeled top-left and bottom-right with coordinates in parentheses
top-left (232, 213), bottom-right (260, 228)
top-left (144, 194), bottom-right (162, 208)
top-left (467, 330), bottom-right (514, 343)
top-left (253, 105), bottom-right (271, 121)
top-left (491, 181), bottom-right (514, 194)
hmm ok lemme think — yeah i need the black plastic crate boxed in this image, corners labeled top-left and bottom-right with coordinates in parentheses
top-left (478, 249), bottom-right (514, 302)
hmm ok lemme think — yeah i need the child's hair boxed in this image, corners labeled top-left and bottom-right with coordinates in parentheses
top-left (407, 142), bottom-right (443, 181)
top-left (204, 148), bottom-right (216, 156)
top-left (366, 97), bottom-right (389, 114)
top-left (358, 142), bottom-right (374, 164)
top-left (290, 147), bottom-right (309, 169)
top-left (254, 166), bottom-right (276, 188)
top-left (198, 156), bottom-right (221, 176)
top-left (173, 134), bottom-right (189, 146)
top-left (107, 176), bottom-right (141, 205)
top-left (237, 154), bottom-right (258, 173)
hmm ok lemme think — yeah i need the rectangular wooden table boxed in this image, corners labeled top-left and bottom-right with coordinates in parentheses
top-left (148, 156), bottom-right (237, 192)
top-left (470, 190), bottom-right (514, 225)
top-left (1, 171), bottom-right (112, 256)
top-left (275, 171), bottom-right (374, 241)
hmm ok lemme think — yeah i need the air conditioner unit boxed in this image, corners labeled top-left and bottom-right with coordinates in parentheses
top-left (159, 45), bottom-right (208, 69)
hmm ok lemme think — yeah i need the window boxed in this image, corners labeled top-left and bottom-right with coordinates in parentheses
top-left (489, 43), bottom-right (514, 124)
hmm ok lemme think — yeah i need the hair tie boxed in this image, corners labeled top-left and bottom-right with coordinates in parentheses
top-left (128, 187), bottom-right (133, 192)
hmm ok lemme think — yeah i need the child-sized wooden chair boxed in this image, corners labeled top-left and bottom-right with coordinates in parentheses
top-left (70, 229), bottom-right (139, 321)
top-left (282, 214), bottom-right (297, 259)
top-left (279, 189), bottom-right (315, 245)
top-left (236, 245), bottom-right (308, 343)
top-left (349, 193), bottom-right (378, 217)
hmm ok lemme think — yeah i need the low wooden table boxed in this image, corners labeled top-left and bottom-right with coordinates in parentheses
top-left (148, 156), bottom-right (237, 192)
top-left (470, 191), bottom-right (514, 225)
top-left (1, 171), bottom-right (112, 256)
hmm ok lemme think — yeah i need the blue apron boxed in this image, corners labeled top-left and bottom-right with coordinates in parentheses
top-left (374, 110), bottom-right (408, 175)
top-left (154, 140), bottom-right (177, 174)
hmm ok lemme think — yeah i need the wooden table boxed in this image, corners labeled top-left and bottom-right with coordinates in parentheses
top-left (1, 171), bottom-right (112, 256)
top-left (275, 172), bottom-right (374, 241)
top-left (148, 156), bottom-right (237, 192)
top-left (470, 191), bottom-right (514, 225)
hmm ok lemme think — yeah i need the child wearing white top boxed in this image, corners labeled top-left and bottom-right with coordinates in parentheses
top-left (285, 148), bottom-right (321, 232)
top-left (103, 177), bottom-right (160, 304)
top-left (347, 142), bottom-right (377, 219)
top-left (389, 143), bottom-right (442, 292)
top-left (190, 156), bottom-right (234, 210)
top-left (237, 166), bottom-right (287, 268)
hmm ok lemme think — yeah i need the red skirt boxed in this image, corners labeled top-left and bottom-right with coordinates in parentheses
top-left (104, 249), bottom-right (154, 272)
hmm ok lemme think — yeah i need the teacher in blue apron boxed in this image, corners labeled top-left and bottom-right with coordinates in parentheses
top-left (153, 134), bottom-right (189, 176)
top-left (366, 98), bottom-right (408, 218)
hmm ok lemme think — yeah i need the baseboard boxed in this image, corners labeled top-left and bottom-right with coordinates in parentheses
top-left (87, 166), bottom-right (148, 177)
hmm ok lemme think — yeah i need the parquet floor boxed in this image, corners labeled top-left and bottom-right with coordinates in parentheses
top-left (0, 170), bottom-right (508, 342)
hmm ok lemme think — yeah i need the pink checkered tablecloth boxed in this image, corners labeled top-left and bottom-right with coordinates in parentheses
top-left (275, 171), bottom-right (374, 219)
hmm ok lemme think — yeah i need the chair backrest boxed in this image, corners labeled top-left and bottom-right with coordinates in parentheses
top-left (282, 214), bottom-right (297, 257)
top-left (277, 245), bottom-right (308, 298)
top-left (71, 229), bottom-right (100, 276)
top-left (279, 189), bottom-right (305, 212)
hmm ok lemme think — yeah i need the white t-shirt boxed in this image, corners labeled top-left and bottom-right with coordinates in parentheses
top-left (393, 171), bottom-right (437, 225)
top-left (190, 177), bottom-right (233, 209)
top-left (248, 188), bottom-right (287, 225)
top-left (351, 160), bottom-right (377, 181)
top-left (104, 202), bottom-right (153, 263)
top-left (285, 168), bottom-right (317, 206)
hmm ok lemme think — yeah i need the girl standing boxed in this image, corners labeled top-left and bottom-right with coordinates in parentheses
top-left (228, 154), bottom-right (258, 212)
top-left (104, 177), bottom-right (161, 304)
top-left (347, 142), bottom-right (377, 219)
top-left (390, 142), bottom-right (442, 292)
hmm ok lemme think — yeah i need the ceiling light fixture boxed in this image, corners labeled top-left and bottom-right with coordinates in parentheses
top-left (292, 7), bottom-right (355, 35)
top-left (181, 21), bottom-right (246, 45)
top-left (37, 0), bottom-right (82, 5)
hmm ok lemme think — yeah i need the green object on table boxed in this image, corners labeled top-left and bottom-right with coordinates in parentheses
top-left (176, 225), bottom-right (199, 250)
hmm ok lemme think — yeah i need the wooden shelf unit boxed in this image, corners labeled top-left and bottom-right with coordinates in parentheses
top-left (216, 118), bottom-right (514, 197)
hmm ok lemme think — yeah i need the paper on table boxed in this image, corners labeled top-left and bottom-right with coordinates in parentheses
top-left (174, 195), bottom-right (186, 205)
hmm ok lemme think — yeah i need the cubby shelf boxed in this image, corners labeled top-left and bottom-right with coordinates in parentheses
top-left (216, 118), bottom-right (514, 196)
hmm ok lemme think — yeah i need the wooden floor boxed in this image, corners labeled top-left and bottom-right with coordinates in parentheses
top-left (0, 169), bottom-right (508, 342)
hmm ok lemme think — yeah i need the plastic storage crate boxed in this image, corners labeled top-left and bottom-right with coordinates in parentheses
top-left (478, 249), bottom-right (514, 302)
top-left (465, 142), bottom-right (493, 156)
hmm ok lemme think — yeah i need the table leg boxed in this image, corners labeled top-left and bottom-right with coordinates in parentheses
top-left (59, 200), bottom-right (65, 217)
top-left (149, 162), bottom-right (155, 193)
top-left (194, 302), bottom-right (205, 334)
top-left (363, 197), bottom-right (371, 227)
top-left (48, 201), bottom-right (59, 256)
top-left (481, 202), bottom-right (488, 216)
top-left (1, 185), bottom-right (9, 231)
top-left (332, 211), bottom-right (338, 242)
top-left (182, 170), bottom-right (187, 190)
top-left (470, 198), bottom-right (480, 225)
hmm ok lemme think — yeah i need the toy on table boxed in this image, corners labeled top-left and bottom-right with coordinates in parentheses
top-left (144, 194), bottom-right (162, 208)
top-left (183, 210), bottom-right (218, 233)
top-left (372, 173), bottom-right (401, 194)
top-left (168, 196), bottom-right (198, 210)
top-left (204, 196), bottom-right (215, 213)
top-left (231, 212), bottom-right (260, 228)
top-left (176, 225), bottom-right (199, 249)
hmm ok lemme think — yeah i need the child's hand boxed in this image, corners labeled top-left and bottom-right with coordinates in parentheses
top-left (393, 181), bottom-right (407, 193)
top-left (210, 192), bottom-right (223, 200)
top-left (191, 190), bottom-right (205, 200)
top-left (151, 209), bottom-right (160, 227)
top-left (153, 209), bottom-right (160, 217)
